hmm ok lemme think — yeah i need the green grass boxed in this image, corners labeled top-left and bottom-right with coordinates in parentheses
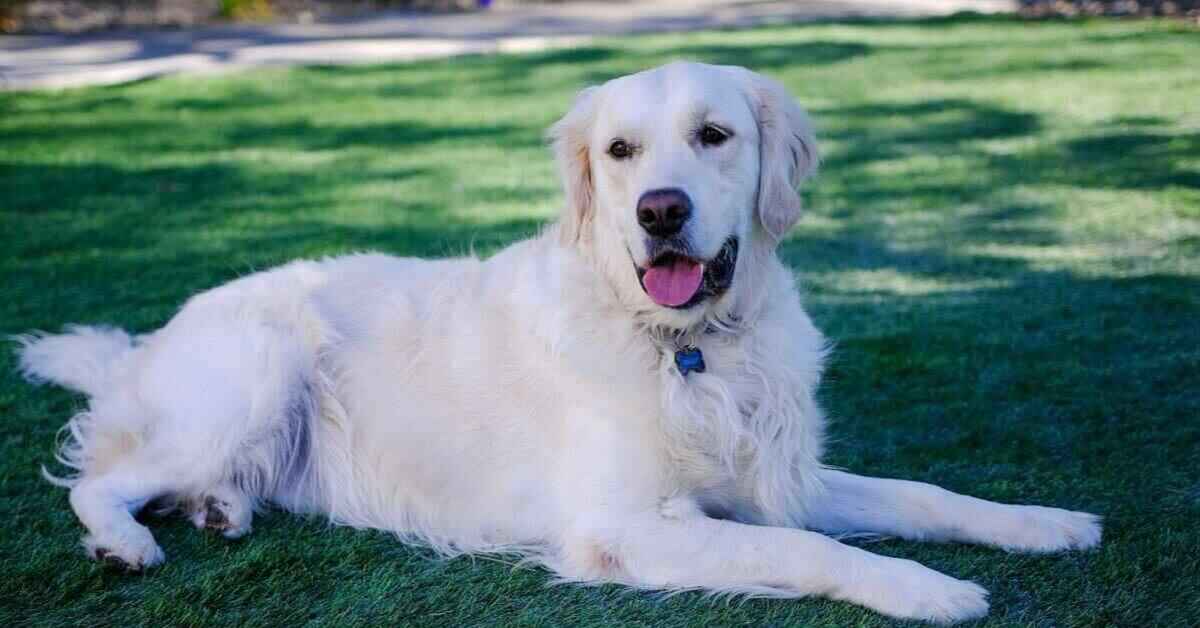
top-left (2, 14), bottom-right (1199, 627)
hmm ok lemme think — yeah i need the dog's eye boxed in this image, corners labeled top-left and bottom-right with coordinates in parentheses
top-left (699, 124), bottom-right (730, 147)
top-left (608, 139), bottom-right (632, 160)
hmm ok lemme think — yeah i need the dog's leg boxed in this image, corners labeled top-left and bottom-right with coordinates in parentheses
top-left (808, 469), bottom-right (1101, 553)
top-left (564, 499), bottom-right (988, 624)
top-left (69, 463), bottom-right (170, 571)
top-left (188, 483), bottom-right (253, 539)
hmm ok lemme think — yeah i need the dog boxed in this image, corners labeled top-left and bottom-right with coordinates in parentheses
top-left (16, 62), bottom-right (1100, 624)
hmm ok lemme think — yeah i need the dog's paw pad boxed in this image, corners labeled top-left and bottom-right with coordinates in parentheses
top-left (203, 496), bottom-right (231, 530)
top-left (94, 547), bottom-right (134, 571)
top-left (89, 538), bottom-right (162, 572)
top-left (190, 493), bottom-right (251, 539)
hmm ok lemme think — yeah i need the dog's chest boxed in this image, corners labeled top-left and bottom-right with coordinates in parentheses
top-left (656, 336), bottom-right (765, 478)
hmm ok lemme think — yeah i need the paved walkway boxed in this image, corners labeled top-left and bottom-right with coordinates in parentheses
top-left (0, 0), bottom-right (1013, 90)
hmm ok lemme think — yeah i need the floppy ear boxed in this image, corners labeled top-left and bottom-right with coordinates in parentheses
top-left (735, 69), bottom-right (820, 243)
top-left (548, 86), bottom-right (599, 246)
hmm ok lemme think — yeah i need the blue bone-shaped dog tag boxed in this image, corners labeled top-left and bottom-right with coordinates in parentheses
top-left (675, 346), bottom-right (706, 376)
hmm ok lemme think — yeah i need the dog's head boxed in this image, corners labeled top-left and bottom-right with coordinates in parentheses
top-left (550, 62), bottom-right (818, 329)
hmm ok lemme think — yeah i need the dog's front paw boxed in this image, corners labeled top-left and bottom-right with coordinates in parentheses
top-left (84, 528), bottom-right (165, 571)
top-left (999, 505), bottom-right (1102, 553)
top-left (849, 556), bottom-right (989, 624)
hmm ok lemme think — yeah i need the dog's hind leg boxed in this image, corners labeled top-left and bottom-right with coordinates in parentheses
top-left (69, 460), bottom-right (173, 571)
top-left (142, 315), bottom-right (319, 546)
top-left (26, 270), bottom-right (327, 567)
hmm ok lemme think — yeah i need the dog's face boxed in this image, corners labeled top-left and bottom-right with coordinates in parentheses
top-left (551, 62), bottom-right (818, 328)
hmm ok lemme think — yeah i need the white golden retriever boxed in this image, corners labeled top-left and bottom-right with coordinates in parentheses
top-left (17, 62), bottom-right (1100, 623)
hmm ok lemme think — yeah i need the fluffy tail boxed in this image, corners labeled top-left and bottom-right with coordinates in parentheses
top-left (14, 325), bottom-right (136, 397)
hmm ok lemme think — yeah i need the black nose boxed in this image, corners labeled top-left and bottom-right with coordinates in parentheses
top-left (636, 188), bottom-right (692, 238)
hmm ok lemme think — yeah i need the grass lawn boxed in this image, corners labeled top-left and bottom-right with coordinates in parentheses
top-left (2, 14), bottom-right (1199, 627)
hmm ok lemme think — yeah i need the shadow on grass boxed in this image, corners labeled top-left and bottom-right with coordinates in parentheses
top-left (1, 118), bottom-right (545, 154)
top-left (324, 39), bottom-right (874, 101)
top-left (0, 156), bottom-right (548, 331)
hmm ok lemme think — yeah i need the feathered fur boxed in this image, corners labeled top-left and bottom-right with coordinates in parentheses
top-left (14, 62), bottom-right (1100, 624)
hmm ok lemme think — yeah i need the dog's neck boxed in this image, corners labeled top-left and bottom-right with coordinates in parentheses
top-left (644, 313), bottom-right (740, 351)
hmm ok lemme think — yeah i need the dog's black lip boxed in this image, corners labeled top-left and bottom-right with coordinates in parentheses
top-left (634, 236), bottom-right (739, 310)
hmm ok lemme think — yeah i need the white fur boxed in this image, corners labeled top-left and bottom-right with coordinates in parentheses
top-left (15, 62), bottom-right (1099, 623)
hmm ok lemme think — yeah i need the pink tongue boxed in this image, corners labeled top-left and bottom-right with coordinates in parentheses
top-left (642, 258), bottom-right (704, 307)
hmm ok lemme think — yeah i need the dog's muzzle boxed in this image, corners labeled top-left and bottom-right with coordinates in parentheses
top-left (635, 236), bottom-right (739, 309)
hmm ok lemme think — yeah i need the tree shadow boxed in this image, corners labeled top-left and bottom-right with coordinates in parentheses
top-left (1058, 132), bottom-right (1200, 189)
top-left (224, 119), bottom-right (541, 151)
top-left (355, 39), bottom-right (873, 102)
top-left (638, 40), bottom-right (870, 70)
top-left (0, 157), bottom-right (555, 331)
top-left (2, 117), bottom-right (542, 153)
top-left (819, 99), bottom-right (1042, 147)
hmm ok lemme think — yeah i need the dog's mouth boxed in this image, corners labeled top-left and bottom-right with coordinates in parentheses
top-left (635, 237), bottom-right (738, 309)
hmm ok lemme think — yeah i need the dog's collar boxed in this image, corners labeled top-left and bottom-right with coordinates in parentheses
top-left (652, 319), bottom-right (735, 378)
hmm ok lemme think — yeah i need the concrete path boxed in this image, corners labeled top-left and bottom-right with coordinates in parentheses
top-left (0, 0), bottom-right (1014, 90)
